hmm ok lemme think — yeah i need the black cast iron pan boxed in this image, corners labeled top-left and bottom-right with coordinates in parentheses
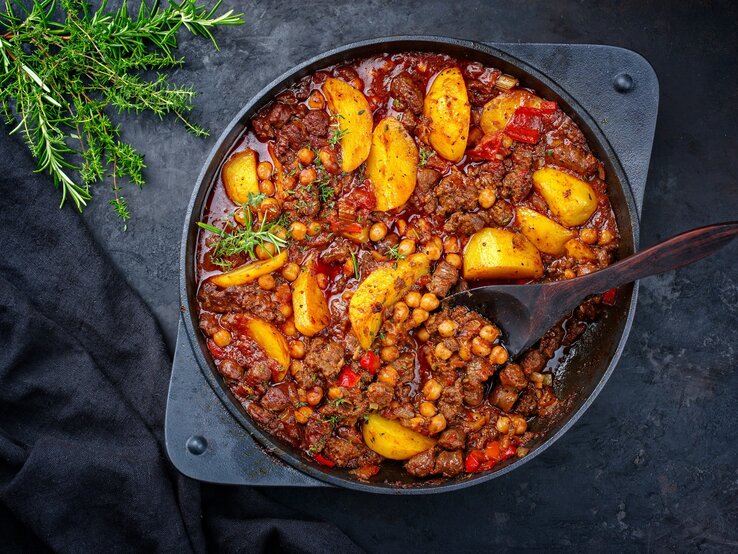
top-left (179, 36), bottom-right (644, 494)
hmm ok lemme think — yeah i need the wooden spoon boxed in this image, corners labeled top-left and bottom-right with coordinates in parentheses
top-left (445, 222), bottom-right (738, 358)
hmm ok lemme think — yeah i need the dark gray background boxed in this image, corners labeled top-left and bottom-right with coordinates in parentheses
top-left (41, 0), bottom-right (738, 551)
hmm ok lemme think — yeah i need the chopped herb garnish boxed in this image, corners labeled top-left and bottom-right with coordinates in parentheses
top-left (350, 250), bottom-right (360, 280)
top-left (328, 125), bottom-right (348, 148)
top-left (419, 147), bottom-right (433, 167)
top-left (386, 244), bottom-right (406, 261)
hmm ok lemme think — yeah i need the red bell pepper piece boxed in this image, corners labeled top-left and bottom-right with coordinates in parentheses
top-left (207, 339), bottom-right (226, 360)
top-left (464, 450), bottom-right (486, 473)
top-left (359, 351), bottom-right (381, 374)
top-left (505, 106), bottom-right (544, 144)
top-left (338, 366), bottom-right (361, 388)
top-left (538, 100), bottom-right (558, 114)
top-left (466, 132), bottom-right (504, 162)
top-left (602, 287), bottom-right (618, 306)
top-left (313, 453), bottom-right (335, 467)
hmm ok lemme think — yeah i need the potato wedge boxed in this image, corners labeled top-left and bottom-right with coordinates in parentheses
top-left (423, 67), bottom-right (470, 162)
top-left (222, 149), bottom-right (260, 205)
top-left (366, 117), bottom-right (419, 211)
top-left (362, 413), bottom-right (436, 460)
top-left (208, 251), bottom-right (288, 288)
top-left (463, 228), bottom-right (543, 280)
top-left (292, 263), bottom-right (331, 337)
top-left (349, 253), bottom-right (430, 349)
top-left (341, 227), bottom-right (369, 244)
top-left (532, 167), bottom-right (597, 227)
top-left (515, 206), bottom-right (576, 256)
top-left (243, 317), bottom-right (290, 380)
top-left (322, 77), bottom-right (373, 172)
top-left (480, 89), bottom-right (541, 135)
top-left (564, 238), bottom-right (597, 261)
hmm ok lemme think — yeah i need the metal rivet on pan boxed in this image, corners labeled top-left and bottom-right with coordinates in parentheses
top-left (613, 73), bottom-right (634, 93)
top-left (186, 435), bottom-right (208, 455)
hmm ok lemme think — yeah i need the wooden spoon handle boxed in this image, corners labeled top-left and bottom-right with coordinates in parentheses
top-left (573, 221), bottom-right (738, 297)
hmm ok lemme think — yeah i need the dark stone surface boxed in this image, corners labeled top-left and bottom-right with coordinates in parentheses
top-left (19, 0), bottom-right (738, 550)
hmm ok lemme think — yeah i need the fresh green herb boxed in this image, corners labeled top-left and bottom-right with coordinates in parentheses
top-left (314, 176), bottom-right (334, 204)
top-left (0, 0), bottom-right (243, 225)
top-left (329, 397), bottom-right (348, 407)
top-left (328, 125), bottom-right (348, 148)
top-left (419, 147), bottom-right (433, 167)
top-left (546, 149), bottom-right (554, 156)
top-left (324, 414), bottom-right (341, 426)
top-left (386, 244), bottom-right (406, 262)
top-left (349, 249), bottom-right (360, 280)
top-left (377, 331), bottom-right (386, 343)
top-left (392, 98), bottom-right (400, 110)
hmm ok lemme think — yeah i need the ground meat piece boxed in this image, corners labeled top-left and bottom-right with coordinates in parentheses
top-left (427, 262), bottom-right (459, 297)
top-left (303, 414), bottom-right (331, 453)
top-left (261, 382), bottom-right (297, 412)
top-left (304, 337), bottom-right (345, 378)
top-left (514, 385), bottom-right (539, 417)
top-left (488, 199), bottom-right (514, 226)
top-left (435, 172), bottom-right (477, 215)
top-left (490, 384), bottom-right (519, 412)
top-left (275, 121), bottom-right (306, 163)
top-left (466, 78), bottom-right (497, 106)
top-left (438, 380), bottom-right (463, 422)
top-left (251, 102), bottom-right (302, 141)
top-left (321, 241), bottom-right (352, 265)
top-left (322, 437), bottom-right (362, 467)
top-left (411, 167), bottom-right (441, 213)
top-left (550, 143), bottom-right (598, 177)
top-left (244, 363), bottom-right (271, 388)
top-left (462, 378), bottom-right (485, 407)
top-left (404, 448), bottom-right (436, 477)
top-left (218, 358), bottom-right (243, 381)
top-left (366, 382), bottom-right (393, 409)
top-left (303, 109), bottom-right (330, 137)
top-left (520, 349), bottom-right (547, 376)
top-left (390, 72), bottom-right (424, 114)
top-left (563, 320), bottom-right (587, 345)
top-left (500, 145), bottom-right (534, 202)
top-left (498, 363), bottom-right (527, 391)
top-left (399, 110), bottom-right (418, 133)
top-left (246, 402), bottom-right (275, 427)
top-left (199, 312), bottom-right (220, 336)
top-left (283, 185), bottom-right (321, 219)
top-left (437, 427), bottom-right (466, 450)
top-left (198, 282), bottom-right (285, 323)
top-left (443, 211), bottom-right (489, 235)
top-left (539, 326), bottom-right (565, 358)
top-left (434, 450), bottom-right (463, 477)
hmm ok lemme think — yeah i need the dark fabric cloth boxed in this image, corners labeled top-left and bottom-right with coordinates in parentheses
top-left (0, 135), bottom-right (361, 553)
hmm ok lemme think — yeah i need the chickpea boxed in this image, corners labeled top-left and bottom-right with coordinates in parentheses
top-left (289, 360), bottom-right (303, 377)
top-left (294, 406), bottom-right (314, 424)
top-left (489, 345), bottom-right (509, 365)
top-left (306, 386), bottom-right (324, 406)
top-left (377, 365), bottom-right (399, 387)
top-left (419, 401), bottom-right (437, 417)
top-left (395, 219), bottom-right (407, 237)
top-left (327, 386), bottom-right (343, 400)
top-left (397, 238), bottom-right (416, 257)
top-left (289, 340), bottom-right (306, 359)
top-left (258, 274), bottom-right (276, 291)
top-left (471, 336), bottom-right (491, 357)
top-left (408, 417), bottom-right (424, 431)
top-left (289, 222), bottom-right (307, 241)
top-left (271, 225), bottom-right (288, 241)
top-left (446, 253), bottom-right (462, 269)
top-left (564, 269), bottom-right (576, 279)
top-left (382, 333), bottom-right (398, 347)
top-left (315, 273), bottom-right (329, 290)
top-left (405, 291), bottom-right (421, 308)
top-left (234, 209), bottom-right (246, 225)
top-left (319, 147), bottom-right (340, 174)
top-left (281, 263), bottom-right (300, 282)
top-left (434, 342), bottom-right (453, 361)
top-left (299, 167), bottom-right (317, 185)
top-left (422, 378), bottom-right (442, 401)
top-left (438, 319), bottom-right (458, 338)
top-left (478, 188), bottom-right (497, 209)
top-left (458, 344), bottom-right (472, 361)
top-left (284, 175), bottom-right (297, 190)
top-left (259, 179), bottom-right (275, 196)
top-left (257, 161), bottom-right (273, 181)
top-left (297, 147), bottom-right (316, 166)
top-left (419, 293), bottom-right (439, 312)
top-left (279, 303), bottom-right (293, 318)
top-left (369, 222), bottom-right (388, 242)
top-left (283, 320), bottom-right (297, 337)
top-left (479, 324), bottom-right (500, 343)
top-left (599, 229), bottom-right (615, 245)
top-left (516, 446), bottom-right (530, 458)
top-left (393, 301), bottom-right (409, 323)
top-left (307, 90), bottom-right (325, 110)
top-left (428, 413), bottom-right (447, 435)
top-left (423, 237), bottom-right (443, 261)
top-left (496, 416), bottom-right (511, 434)
top-left (259, 197), bottom-right (281, 221)
top-left (510, 414), bottom-right (528, 435)
top-left (411, 308), bottom-right (429, 327)
top-left (212, 329), bottom-right (232, 347)
top-left (443, 236), bottom-right (460, 253)
top-left (416, 327), bottom-right (430, 342)
top-left (380, 346), bottom-right (400, 362)
top-left (255, 242), bottom-right (277, 260)
top-left (307, 221), bottom-right (322, 236)
top-left (580, 227), bottom-right (598, 244)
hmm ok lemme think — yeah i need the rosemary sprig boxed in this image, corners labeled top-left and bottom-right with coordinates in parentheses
top-left (0, 0), bottom-right (244, 225)
top-left (386, 244), bottom-right (405, 261)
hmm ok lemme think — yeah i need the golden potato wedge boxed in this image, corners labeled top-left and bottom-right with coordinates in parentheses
top-left (564, 238), bottom-right (597, 261)
top-left (222, 149), bottom-right (260, 205)
top-left (349, 253), bottom-right (430, 349)
top-left (532, 167), bottom-right (598, 227)
top-left (292, 263), bottom-right (331, 337)
top-left (515, 206), bottom-right (576, 256)
top-left (366, 117), bottom-right (419, 211)
top-left (243, 317), bottom-right (290, 380)
top-left (479, 89), bottom-right (541, 135)
top-left (463, 228), bottom-right (544, 280)
top-left (423, 67), bottom-right (470, 162)
top-left (362, 413), bottom-right (436, 460)
top-left (208, 251), bottom-right (288, 288)
top-left (322, 77), bottom-right (373, 172)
